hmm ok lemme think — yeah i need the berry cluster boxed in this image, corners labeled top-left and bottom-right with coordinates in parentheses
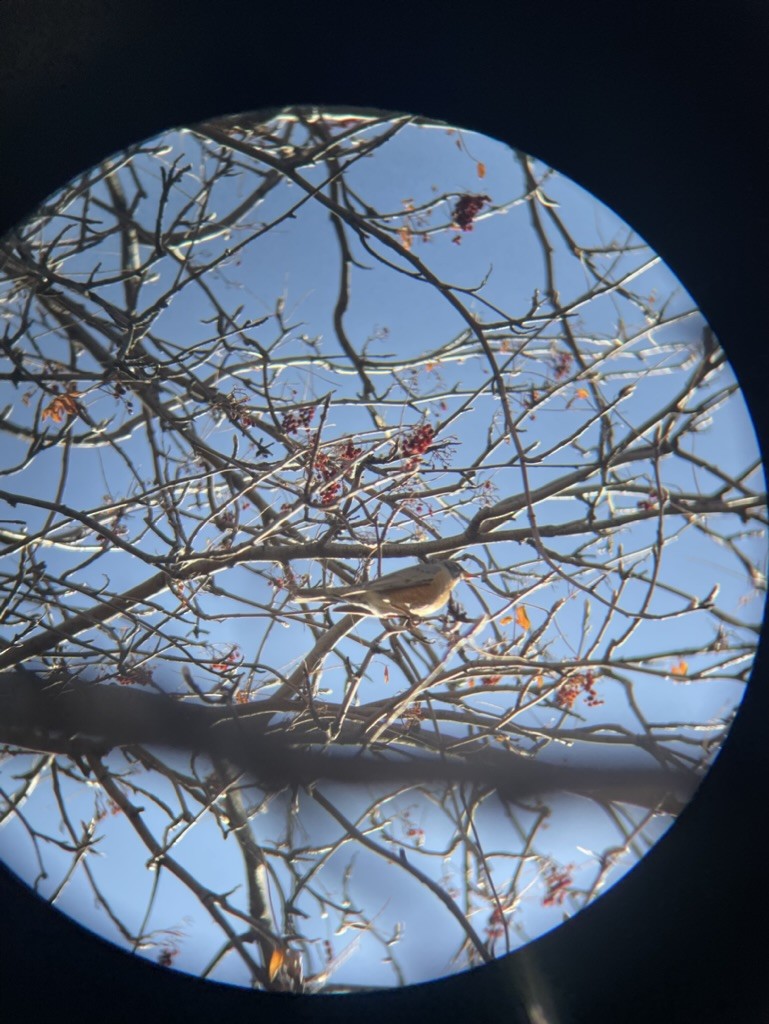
top-left (170, 579), bottom-right (192, 608)
top-left (157, 946), bottom-right (180, 968)
top-left (405, 826), bottom-right (425, 847)
top-left (313, 450), bottom-right (341, 506)
top-left (94, 798), bottom-right (121, 822)
top-left (452, 193), bottom-right (491, 231)
top-left (306, 440), bottom-right (366, 507)
top-left (637, 487), bottom-right (666, 511)
top-left (110, 380), bottom-right (135, 414)
top-left (552, 349), bottom-right (573, 381)
top-left (116, 663), bottom-right (154, 687)
top-left (401, 702), bottom-right (424, 730)
top-left (338, 439), bottom-right (363, 461)
top-left (402, 421), bottom-right (435, 470)
top-left (211, 645), bottom-right (243, 673)
top-left (477, 478), bottom-right (497, 508)
top-left (556, 669), bottom-right (603, 709)
top-left (481, 675), bottom-right (503, 686)
top-left (217, 389), bottom-right (257, 429)
top-left (485, 905), bottom-right (507, 942)
top-left (542, 864), bottom-right (574, 907)
top-left (523, 387), bottom-right (541, 417)
top-left (281, 405), bottom-right (315, 435)
top-left (399, 495), bottom-right (436, 522)
top-left (319, 484), bottom-right (340, 506)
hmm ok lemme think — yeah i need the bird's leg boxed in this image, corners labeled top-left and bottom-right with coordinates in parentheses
top-left (402, 615), bottom-right (433, 642)
top-left (380, 617), bottom-right (408, 640)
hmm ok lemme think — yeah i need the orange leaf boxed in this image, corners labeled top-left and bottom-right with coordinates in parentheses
top-left (476, 162), bottom-right (486, 179)
top-left (671, 660), bottom-right (689, 677)
top-left (268, 947), bottom-right (285, 982)
top-left (41, 388), bottom-right (82, 423)
top-left (41, 398), bottom-right (65, 423)
top-left (576, 388), bottom-right (589, 399)
top-left (398, 225), bottom-right (413, 251)
top-left (515, 606), bottom-right (531, 631)
top-left (500, 615), bottom-right (514, 625)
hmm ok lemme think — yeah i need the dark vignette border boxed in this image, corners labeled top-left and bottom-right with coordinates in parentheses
top-left (0, 3), bottom-right (766, 1023)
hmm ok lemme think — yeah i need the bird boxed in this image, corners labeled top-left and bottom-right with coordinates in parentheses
top-left (292, 559), bottom-right (467, 618)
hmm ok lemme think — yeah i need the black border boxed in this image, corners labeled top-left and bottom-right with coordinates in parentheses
top-left (1, 3), bottom-right (767, 1022)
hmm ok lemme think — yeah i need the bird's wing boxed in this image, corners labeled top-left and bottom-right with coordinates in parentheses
top-left (296, 580), bottom-right (375, 600)
top-left (363, 565), bottom-right (439, 594)
top-left (295, 564), bottom-right (443, 601)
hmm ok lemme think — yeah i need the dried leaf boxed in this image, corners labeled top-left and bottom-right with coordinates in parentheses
top-left (477, 162), bottom-right (486, 179)
top-left (576, 388), bottom-right (589, 399)
top-left (671, 660), bottom-right (689, 677)
top-left (398, 225), bottom-right (413, 251)
top-left (268, 947), bottom-right (285, 981)
top-left (41, 399), bottom-right (65, 424)
top-left (41, 387), bottom-right (82, 424)
top-left (515, 606), bottom-right (531, 631)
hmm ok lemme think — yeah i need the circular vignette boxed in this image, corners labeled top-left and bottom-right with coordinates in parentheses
top-left (0, 105), bottom-right (765, 993)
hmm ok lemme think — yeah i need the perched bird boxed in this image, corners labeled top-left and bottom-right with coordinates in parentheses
top-left (293, 559), bottom-right (467, 618)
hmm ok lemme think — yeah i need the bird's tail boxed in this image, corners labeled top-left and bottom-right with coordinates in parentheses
top-left (292, 589), bottom-right (339, 604)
